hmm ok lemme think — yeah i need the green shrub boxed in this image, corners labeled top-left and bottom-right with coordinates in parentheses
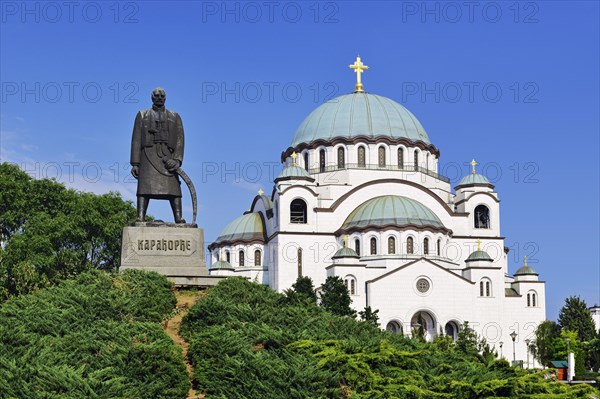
top-left (0, 269), bottom-right (189, 399)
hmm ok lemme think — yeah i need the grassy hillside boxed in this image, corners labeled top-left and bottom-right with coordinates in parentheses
top-left (181, 277), bottom-right (598, 399)
top-left (0, 270), bottom-right (189, 399)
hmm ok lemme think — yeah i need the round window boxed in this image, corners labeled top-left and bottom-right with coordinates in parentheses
top-left (416, 278), bottom-right (430, 293)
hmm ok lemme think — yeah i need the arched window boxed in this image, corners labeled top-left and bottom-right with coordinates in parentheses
top-left (225, 250), bottom-right (231, 263)
top-left (370, 237), bottom-right (377, 255)
top-left (406, 237), bottom-right (414, 254)
top-left (437, 239), bottom-right (441, 256)
top-left (414, 150), bottom-right (419, 171)
top-left (337, 147), bottom-right (345, 169)
top-left (319, 149), bottom-right (326, 173)
top-left (444, 322), bottom-right (459, 341)
top-left (474, 205), bottom-right (490, 229)
top-left (344, 275), bottom-right (356, 295)
top-left (358, 146), bottom-right (366, 168)
top-left (527, 291), bottom-right (537, 307)
top-left (297, 248), bottom-right (303, 277)
top-left (354, 239), bottom-right (361, 256)
top-left (423, 238), bottom-right (429, 255)
top-left (239, 250), bottom-right (245, 267)
top-left (378, 146), bottom-right (386, 167)
top-left (398, 148), bottom-right (404, 169)
top-left (254, 249), bottom-right (261, 266)
top-left (426, 153), bottom-right (430, 169)
top-left (480, 279), bottom-right (491, 297)
top-left (290, 199), bottom-right (307, 224)
top-left (303, 152), bottom-right (309, 171)
top-left (386, 321), bottom-right (403, 334)
top-left (388, 236), bottom-right (396, 254)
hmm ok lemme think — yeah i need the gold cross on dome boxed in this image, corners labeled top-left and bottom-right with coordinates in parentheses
top-left (524, 256), bottom-right (528, 266)
top-left (349, 55), bottom-right (369, 92)
top-left (291, 151), bottom-right (298, 167)
top-left (477, 239), bottom-right (481, 251)
top-left (258, 188), bottom-right (264, 196)
top-left (343, 235), bottom-right (349, 247)
top-left (470, 159), bottom-right (478, 175)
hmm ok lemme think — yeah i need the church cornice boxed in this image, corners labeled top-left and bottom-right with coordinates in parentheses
top-left (366, 257), bottom-right (475, 285)
top-left (335, 223), bottom-right (452, 236)
top-left (454, 191), bottom-right (500, 206)
top-left (313, 178), bottom-right (467, 218)
top-left (279, 184), bottom-right (319, 197)
top-left (281, 136), bottom-right (440, 162)
top-left (454, 183), bottom-right (496, 191)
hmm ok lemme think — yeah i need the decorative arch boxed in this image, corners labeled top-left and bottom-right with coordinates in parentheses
top-left (527, 290), bottom-right (538, 307)
top-left (410, 310), bottom-right (437, 341)
top-left (444, 320), bottom-right (460, 341)
top-left (386, 320), bottom-right (403, 334)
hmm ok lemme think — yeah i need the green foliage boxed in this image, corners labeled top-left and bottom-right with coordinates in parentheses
top-left (534, 320), bottom-right (562, 366)
top-left (558, 296), bottom-right (597, 342)
top-left (319, 275), bottom-right (356, 317)
top-left (292, 275), bottom-right (317, 301)
top-left (181, 278), bottom-right (598, 398)
top-left (0, 162), bottom-right (137, 300)
top-left (359, 306), bottom-right (380, 328)
top-left (0, 269), bottom-right (188, 399)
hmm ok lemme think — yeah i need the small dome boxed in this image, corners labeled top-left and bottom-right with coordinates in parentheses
top-left (210, 260), bottom-right (234, 271)
top-left (291, 92), bottom-right (430, 147)
top-left (213, 212), bottom-right (265, 246)
top-left (340, 195), bottom-right (446, 232)
top-left (515, 265), bottom-right (538, 276)
top-left (275, 165), bottom-right (313, 181)
top-left (465, 250), bottom-right (493, 262)
top-left (456, 173), bottom-right (491, 188)
top-left (332, 247), bottom-right (360, 259)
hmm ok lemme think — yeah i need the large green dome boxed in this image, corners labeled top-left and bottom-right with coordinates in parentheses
top-left (213, 212), bottom-right (265, 246)
top-left (340, 195), bottom-right (446, 232)
top-left (291, 92), bottom-right (430, 147)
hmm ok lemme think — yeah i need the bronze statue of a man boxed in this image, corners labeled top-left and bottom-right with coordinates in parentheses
top-left (131, 87), bottom-right (185, 223)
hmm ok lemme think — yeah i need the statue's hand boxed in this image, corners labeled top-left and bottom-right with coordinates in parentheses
top-left (165, 159), bottom-right (180, 172)
top-left (131, 165), bottom-right (139, 179)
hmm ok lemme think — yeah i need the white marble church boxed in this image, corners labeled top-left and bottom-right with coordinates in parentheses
top-left (207, 57), bottom-right (546, 366)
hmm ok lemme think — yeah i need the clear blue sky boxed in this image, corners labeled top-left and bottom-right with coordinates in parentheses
top-left (1, 1), bottom-right (598, 320)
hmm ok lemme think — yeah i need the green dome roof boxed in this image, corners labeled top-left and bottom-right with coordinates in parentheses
top-left (213, 212), bottom-right (265, 245)
top-left (291, 92), bottom-right (430, 147)
top-left (465, 250), bottom-right (493, 262)
top-left (457, 173), bottom-right (491, 187)
top-left (332, 246), bottom-right (360, 259)
top-left (276, 165), bottom-right (313, 180)
top-left (340, 195), bottom-right (446, 232)
top-left (210, 260), bottom-right (234, 271)
top-left (515, 265), bottom-right (538, 276)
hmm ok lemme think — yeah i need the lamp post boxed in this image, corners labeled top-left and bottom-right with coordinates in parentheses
top-left (565, 338), bottom-right (571, 383)
top-left (499, 341), bottom-right (504, 358)
top-left (510, 331), bottom-right (518, 364)
top-left (525, 339), bottom-right (531, 369)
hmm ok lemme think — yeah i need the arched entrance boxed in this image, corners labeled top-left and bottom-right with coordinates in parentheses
top-left (444, 320), bottom-right (460, 341)
top-left (410, 311), bottom-right (437, 341)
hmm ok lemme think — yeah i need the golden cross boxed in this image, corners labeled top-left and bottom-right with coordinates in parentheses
top-left (258, 188), bottom-right (264, 196)
top-left (343, 235), bottom-right (349, 247)
top-left (524, 256), bottom-right (528, 266)
top-left (470, 159), bottom-right (478, 175)
top-left (349, 55), bottom-right (369, 92)
top-left (477, 239), bottom-right (481, 251)
top-left (291, 151), bottom-right (298, 167)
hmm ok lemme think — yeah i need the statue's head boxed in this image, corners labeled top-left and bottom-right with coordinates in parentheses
top-left (151, 87), bottom-right (166, 107)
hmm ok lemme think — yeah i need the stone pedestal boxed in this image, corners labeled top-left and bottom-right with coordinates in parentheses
top-left (120, 222), bottom-right (223, 286)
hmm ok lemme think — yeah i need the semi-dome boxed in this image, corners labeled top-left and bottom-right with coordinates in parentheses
top-left (291, 92), bottom-right (430, 147)
top-left (210, 259), bottom-right (234, 271)
top-left (339, 195), bottom-right (446, 232)
top-left (212, 212), bottom-right (265, 246)
top-left (332, 246), bottom-right (360, 259)
top-left (456, 173), bottom-right (491, 188)
top-left (515, 265), bottom-right (539, 276)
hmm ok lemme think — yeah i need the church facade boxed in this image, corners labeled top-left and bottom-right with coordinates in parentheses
top-left (207, 57), bottom-right (546, 367)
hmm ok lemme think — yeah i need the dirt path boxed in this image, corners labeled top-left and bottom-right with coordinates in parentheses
top-left (163, 290), bottom-right (206, 399)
